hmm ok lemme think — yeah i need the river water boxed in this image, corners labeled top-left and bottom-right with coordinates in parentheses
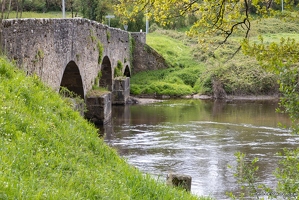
top-left (102, 99), bottom-right (298, 199)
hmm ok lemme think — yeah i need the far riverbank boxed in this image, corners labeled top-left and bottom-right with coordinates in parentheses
top-left (128, 94), bottom-right (280, 104)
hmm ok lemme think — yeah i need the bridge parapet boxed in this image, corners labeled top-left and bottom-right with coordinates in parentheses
top-left (131, 32), bottom-right (146, 44)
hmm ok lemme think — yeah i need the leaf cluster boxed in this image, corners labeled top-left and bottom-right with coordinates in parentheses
top-left (242, 35), bottom-right (299, 133)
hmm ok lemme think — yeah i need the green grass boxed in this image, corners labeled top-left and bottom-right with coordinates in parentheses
top-left (131, 31), bottom-right (205, 96)
top-left (130, 66), bottom-right (203, 96)
top-left (6, 11), bottom-right (75, 19)
top-left (147, 32), bottom-right (199, 68)
top-left (0, 56), bottom-right (209, 199)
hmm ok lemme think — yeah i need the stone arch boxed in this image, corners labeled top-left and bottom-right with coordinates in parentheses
top-left (60, 61), bottom-right (84, 98)
top-left (100, 56), bottom-right (112, 91)
top-left (124, 65), bottom-right (131, 77)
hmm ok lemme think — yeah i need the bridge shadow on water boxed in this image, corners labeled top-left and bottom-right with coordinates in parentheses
top-left (97, 105), bottom-right (131, 138)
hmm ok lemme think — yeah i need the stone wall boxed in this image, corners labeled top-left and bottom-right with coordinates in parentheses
top-left (131, 32), bottom-right (146, 44)
top-left (131, 32), bottom-right (168, 74)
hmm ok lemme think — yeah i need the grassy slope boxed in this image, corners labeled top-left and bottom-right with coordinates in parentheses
top-left (0, 56), bottom-right (206, 199)
top-left (131, 18), bottom-right (299, 97)
top-left (131, 31), bottom-right (205, 96)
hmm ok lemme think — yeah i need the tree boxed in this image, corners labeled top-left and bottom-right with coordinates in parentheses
top-left (116, 0), bottom-right (299, 198)
top-left (80, 0), bottom-right (112, 21)
top-left (115, 1), bottom-right (298, 46)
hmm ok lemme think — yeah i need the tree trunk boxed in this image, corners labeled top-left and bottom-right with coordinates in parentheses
top-left (0, 18), bottom-right (3, 55)
top-left (16, 0), bottom-right (19, 18)
top-left (1, 0), bottom-right (6, 19)
top-left (70, 0), bottom-right (73, 18)
top-left (0, 0), bottom-right (5, 55)
top-left (6, 0), bottom-right (11, 19)
top-left (20, 0), bottom-right (23, 18)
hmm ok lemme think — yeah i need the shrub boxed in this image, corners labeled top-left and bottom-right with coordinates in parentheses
top-left (114, 60), bottom-right (123, 77)
top-left (97, 41), bottom-right (104, 64)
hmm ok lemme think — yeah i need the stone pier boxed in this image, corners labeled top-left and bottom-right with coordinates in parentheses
top-left (85, 92), bottom-right (112, 125)
top-left (112, 77), bottom-right (130, 105)
top-left (166, 173), bottom-right (192, 192)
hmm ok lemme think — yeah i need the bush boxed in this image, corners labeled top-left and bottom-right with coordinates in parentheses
top-left (197, 59), bottom-right (279, 96)
top-left (23, 0), bottom-right (46, 12)
top-left (169, 67), bottom-right (202, 87)
top-left (149, 23), bottom-right (161, 33)
top-left (138, 81), bottom-right (194, 96)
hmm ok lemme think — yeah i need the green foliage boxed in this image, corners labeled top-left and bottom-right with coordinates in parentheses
top-left (198, 61), bottom-right (279, 96)
top-left (59, 86), bottom-right (86, 115)
top-left (275, 148), bottom-right (299, 196)
top-left (106, 30), bottom-right (111, 41)
top-left (92, 71), bottom-right (102, 90)
top-left (7, 11), bottom-right (73, 18)
top-left (228, 150), bottom-right (299, 199)
top-left (131, 81), bottom-right (194, 96)
top-left (37, 49), bottom-right (44, 59)
top-left (242, 27), bottom-right (299, 133)
top-left (131, 68), bottom-right (195, 96)
top-left (89, 29), bottom-right (105, 65)
top-left (147, 32), bottom-right (199, 68)
top-left (87, 87), bottom-right (109, 97)
top-left (76, 54), bottom-right (80, 61)
top-left (250, 18), bottom-right (299, 37)
top-left (149, 23), bottom-right (161, 33)
top-left (168, 68), bottom-right (202, 87)
top-left (126, 12), bottom-right (145, 32)
top-left (33, 49), bottom-right (44, 64)
top-left (224, 15), bottom-right (299, 200)
top-left (90, 35), bottom-right (97, 43)
top-left (129, 33), bottom-right (135, 70)
top-left (23, 0), bottom-right (46, 12)
top-left (0, 56), bottom-right (204, 200)
top-left (97, 41), bottom-right (104, 64)
top-left (227, 152), bottom-right (261, 199)
top-left (114, 60), bottom-right (123, 77)
top-left (80, 0), bottom-right (98, 20)
top-left (133, 25), bottom-right (281, 97)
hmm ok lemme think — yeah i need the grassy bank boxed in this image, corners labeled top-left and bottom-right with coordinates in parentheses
top-left (130, 18), bottom-right (299, 97)
top-left (131, 32), bottom-right (205, 96)
top-left (0, 56), bottom-right (208, 199)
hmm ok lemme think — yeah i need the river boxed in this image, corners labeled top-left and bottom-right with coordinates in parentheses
top-left (101, 99), bottom-right (298, 199)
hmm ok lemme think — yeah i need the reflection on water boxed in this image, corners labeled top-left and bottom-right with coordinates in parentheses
top-left (102, 99), bottom-right (298, 199)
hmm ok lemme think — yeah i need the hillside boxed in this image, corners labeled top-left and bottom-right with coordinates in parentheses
top-left (0, 56), bottom-right (205, 199)
top-left (131, 18), bottom-right (299, 97)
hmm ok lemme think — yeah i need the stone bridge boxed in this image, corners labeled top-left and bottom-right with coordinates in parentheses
top-left (1, 18), bottom-right (168, 123)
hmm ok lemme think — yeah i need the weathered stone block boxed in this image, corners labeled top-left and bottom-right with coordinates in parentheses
top-left (85, 92), bottom-right (112, 125)
top-left (112, 77), bottom-right (130, 105)
top-left (166, 173), bottom-right (192, 192)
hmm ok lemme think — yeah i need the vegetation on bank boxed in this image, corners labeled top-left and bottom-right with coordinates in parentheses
top-left (0, 56), bottom-right (207, 199)
top-left (130, 17), bottom-right (299, 97)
